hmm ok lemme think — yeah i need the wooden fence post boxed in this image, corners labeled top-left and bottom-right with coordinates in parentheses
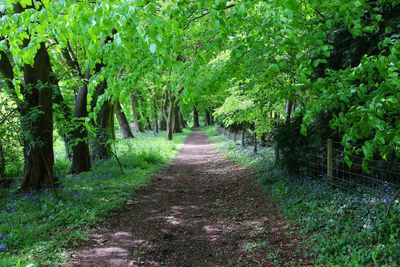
top-left (253, 132), bottom-right (257, 154)
top-left (327, 139), bottom-right (334, 184)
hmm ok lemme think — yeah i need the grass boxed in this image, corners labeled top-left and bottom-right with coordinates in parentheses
top-left (0, 129), bottom-right (190, 267)
top-left (201, 125), bottom-right (400, 266)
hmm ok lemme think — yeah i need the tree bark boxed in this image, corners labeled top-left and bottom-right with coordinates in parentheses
top-left (91, 81), bottom-right (114, 161)
top-left (153, 99), bottom-right (159, 133)
top-left (116, 103), bottom-right (134, 139)
top-left (253, 132), bottom-right (258, 154)
top-left (173, 103), bottom-right (183, 133)
top-left (210, 112), bottom-right (214, 125)
top-left (166, 91), bottom-right (175, 140)
top-left (160, 93), bottom-right (168, 131)
top-left (130, 94), bottom-right (144, 132)
top-left (21, 43), bottom-right (55, 189)
top-left (204, 110), bottom-right (211, 126)
top-left (193, 107), bottom-right (200, 128)
top-left (70, 70), bottom-right (91, 173)
top-left (285, 99), bottom-right (293, 124)
top-left (260, 133), bottom-right (268, 147)
top-left (0, 140), bottom-right (5, 186)
top-left (145, 116), bottom-right (153, 131)
top-left (180, 113), bottom-right (187, 128)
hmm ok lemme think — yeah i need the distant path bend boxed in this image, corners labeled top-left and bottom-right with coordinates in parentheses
top-left (66, 131), bottom-right (310, 266)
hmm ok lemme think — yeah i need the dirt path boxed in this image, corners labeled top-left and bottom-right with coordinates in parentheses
top-left (66, 131), bottom-right (310, 266)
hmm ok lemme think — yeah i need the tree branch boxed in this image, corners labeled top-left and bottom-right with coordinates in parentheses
top-left (183, 4), bottom-right (236, 30)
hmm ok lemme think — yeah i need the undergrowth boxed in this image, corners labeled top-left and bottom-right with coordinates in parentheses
top-left (201, 125), bottom-right (400, 266)
top-left (0, 130), bottom-right (190, 266)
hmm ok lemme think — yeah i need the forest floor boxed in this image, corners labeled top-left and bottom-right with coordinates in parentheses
top-left (66, 131), bottom-right (310, 266)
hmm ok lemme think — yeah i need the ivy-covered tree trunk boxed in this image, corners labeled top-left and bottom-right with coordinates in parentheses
top-left (70, 71), bottom-right (91, 174)
top-left (116, 103), bottom-right (134, 139)
top-left (130, 94), bottom-right (144, 132)
top-left (91, 81), bottom-right (114, 161)
top-left (193, 107), bottom-right (200, 128)
top-left (174, 103), bottom-right (183, 133)
top-left (21, 43), bottom-right (55, 189)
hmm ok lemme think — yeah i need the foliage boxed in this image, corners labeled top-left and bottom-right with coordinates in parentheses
top-left (0, 130), bottom-right (190, 266)
top-left (0, 0), bottom-right (400, 264)
top-left (206, 125), bottom-right (400, 266)
top-left (0, 92), bottom-right (22, 179)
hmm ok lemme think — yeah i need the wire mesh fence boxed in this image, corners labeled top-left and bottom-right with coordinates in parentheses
top-left (303, 141), bottom-right (400, 198)
top-left (218, 126), bottom-right (400, 199)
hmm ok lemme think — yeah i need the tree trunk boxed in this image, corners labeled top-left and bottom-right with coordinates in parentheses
top-left (180, 113), bottom-right (187, 128)
top-left (242, 130), bottom-right (245, 147)
top-left (285, 99), bottom-right (293, 124)
top-left (210, 112), bottom-right (214, 125)
top-left (160, 93), bottom-right (168, 131)
top-left (130, 94), bottom-right (144, 132)
top-left (193, 107), bottom-right (200, 128)
top-left (253, 132), bottom-right (258, 154)
top-left (21, 43), bottom-right (55, 189)
top-left (0, 140), bottom-right (5, 186)
top-left (116, 103), bottom-right (134, 139)
top-left (145, 116), bottom-right (153, 131)
top-left (260, 133), bottom-right (267, 147)
top-left (153, 99), bottom-right (159, 133)
top-left (91, 81), bottom-right (114, 161)
top-left (70, 70), bottom-right (91, 174)
top-left (204, 110), bottom-right (211, 126)
top-left (174, 103), bottom-right (183, 133)
top-left (166, 91), bottom-right (175, 140)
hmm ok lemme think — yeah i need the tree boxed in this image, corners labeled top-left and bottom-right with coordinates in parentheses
top-left (116, 103), bottom-right (134, 139)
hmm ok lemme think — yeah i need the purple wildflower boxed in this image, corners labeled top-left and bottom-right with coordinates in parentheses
top-left (382, 196), bottom-right (391, 206)
top-left (73, 191), bottom-right (82, 200)
top-left (0, 244), bottom-right (6, 252)
top-left (5, 206), bottom-right (18, 213)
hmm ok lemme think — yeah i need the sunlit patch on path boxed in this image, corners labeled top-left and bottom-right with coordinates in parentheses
top-left (66, 131), bottom-right (310, 266)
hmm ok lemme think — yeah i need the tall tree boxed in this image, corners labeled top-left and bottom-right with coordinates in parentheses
top-left (193, 107), bottom-right (200, 128)
top-left (116, 103), bottom-right (134, 139)
top-left (21, 43), bottom-right (55, 189)
top-left (130, 94), bottom-right (144, 132)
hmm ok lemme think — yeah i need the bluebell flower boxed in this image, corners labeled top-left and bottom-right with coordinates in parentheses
top-left (5, 206), bottom-right (18, 213)
top-left (22, 192), bottom-right (32, 199)
top-left (0, 233), bottom-right (6, 240)
top-left (382, 196), bottom-right (391, 206)
top-left (0, 244), bottom-right (7, 252)
top-left (73, 191), bottom-right (82, 200)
